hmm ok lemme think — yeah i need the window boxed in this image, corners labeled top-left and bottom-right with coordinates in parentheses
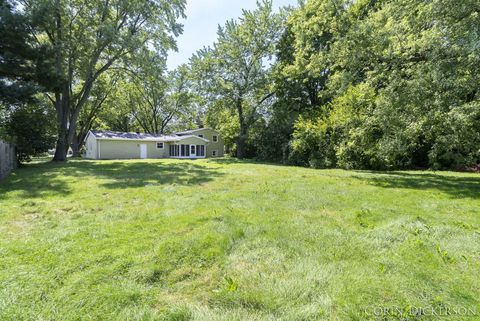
top-left (156, 142), bottom-right (164, 149)
top-left (178, 144), bottom-right (190, 157)
top-left (212, 150), bottom-right (217, 157)
top-left (190, 145), bottom-right (196, 155)
top-left (198, 134), bottom-right (203, 138)
top-left (212, 135), bottom-right (218, 142)
top-left (196, 145), bottom-right (205, 156)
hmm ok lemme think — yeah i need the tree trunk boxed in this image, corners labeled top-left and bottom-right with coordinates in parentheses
top-left (71, 130), bottom-right (89, 158)
top-left (52, 76), bottom-right (94, 161)
top-left (71, 136), bottom-right (81, 157)
top-left (52, 89), bottom-right (69, 162)
top-left (51, 8), bottom-right (69, 162)
top-left (53, 128), bottom-right (68, 161)
top-left (236, 134), bottom-right (247, 159)
top-left (236, 97), bottom-right (247, 159)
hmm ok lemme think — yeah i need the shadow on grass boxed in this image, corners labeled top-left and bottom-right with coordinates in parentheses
top-left (0, 161), bottom-right (72, 199)
top-left (207, 157), bottom-right (283, 167)
top-left (351, 171), bottom-right (480, 199)
top-left (0, 159), bottom-right (223, 199)
top-left (207, 157), bottom-right (253, 165)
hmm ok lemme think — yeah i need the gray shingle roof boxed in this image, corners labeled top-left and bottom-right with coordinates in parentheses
top-left (88, 130), bottom-right (209, 142)
top-left (175, 128), bottom-right (208, 135)
top-left (91, 131), bottom-right (160, 140)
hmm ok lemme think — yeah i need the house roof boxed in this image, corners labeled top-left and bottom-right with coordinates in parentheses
top-left (88, 130), bottom-right (209, 142)
top-left (90, 130), bottom-right (160, 140)
top-left (175, 128), bottom-right (213, 135)
top-left (157, 135), bottom-right (209, 142)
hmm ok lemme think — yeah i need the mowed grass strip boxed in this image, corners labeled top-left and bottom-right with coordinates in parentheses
top-left (0, 158), bottom-right (479, 321)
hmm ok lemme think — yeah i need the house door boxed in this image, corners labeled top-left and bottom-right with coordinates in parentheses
top-left (190, 145), bottom-right (196, 157)
top-left (140, 144), bottom-right (147, 159)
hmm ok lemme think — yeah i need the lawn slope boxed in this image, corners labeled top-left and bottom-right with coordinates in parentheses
top-left (0, 159), bottom-right (479, 321)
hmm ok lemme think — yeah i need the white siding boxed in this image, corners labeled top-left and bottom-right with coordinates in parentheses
top-left (85, 134), bottom-right (98, 159)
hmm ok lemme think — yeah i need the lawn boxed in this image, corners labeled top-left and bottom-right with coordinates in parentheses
top-left (0, 158), bottom-right (479, 321)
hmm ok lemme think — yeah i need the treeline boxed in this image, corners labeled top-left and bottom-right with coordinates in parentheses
top-left (1, 0), bottom-right (479, 170)
top-left (273, 0), bottom-right (480, 170)
top-left (197, 0), bottom-right (479, 170)
top-left (0, 0), bottom-right (190, 162)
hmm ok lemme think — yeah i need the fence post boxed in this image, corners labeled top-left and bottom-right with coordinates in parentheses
top-left (0, 140), bottom-right (16, 180)
top-left (0, 141), bottom-right (3, 179)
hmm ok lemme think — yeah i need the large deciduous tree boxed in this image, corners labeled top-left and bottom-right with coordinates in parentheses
top-left (191, 0), bottom-right (284, 159)
top-left (70, 73), bottom-right (117, 156)
top-left (129, 59), bottom-right (195, 135)
top-left (24, 0), bottom-right (185, 161)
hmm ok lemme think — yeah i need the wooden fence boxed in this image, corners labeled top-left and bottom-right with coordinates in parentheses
top-left (0, 140), bottom-right (16, 180)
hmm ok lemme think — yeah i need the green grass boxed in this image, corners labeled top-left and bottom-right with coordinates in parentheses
top-left (0, 158), bottom-right (479, 321)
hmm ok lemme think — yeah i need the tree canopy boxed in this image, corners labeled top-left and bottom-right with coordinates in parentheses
top-left (25, 0), bottom-right (186, 161)
top-left (279, 0), bottom-right (480, 169)
top-left (191, 0), bottom-right (284, 158)
top-left (1, 0), bottom-right (478, 170)
top-left (198, 0), bottom-right (478, 170)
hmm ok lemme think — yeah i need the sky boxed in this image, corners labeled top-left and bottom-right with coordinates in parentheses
top-left (166, 0), bottom-right (298, 70)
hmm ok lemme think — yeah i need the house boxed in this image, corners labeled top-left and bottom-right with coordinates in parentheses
top-left (84, 128), bottom-right (224, 160)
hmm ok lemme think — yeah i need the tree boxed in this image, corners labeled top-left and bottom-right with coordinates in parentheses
top-left (255, 3), bottom-right (330, 163)
top-left (71, 73), bottom-right (118, 156)
top-left (23, 0), bottom-right (186, 161)
top-left (191, 0), bottom-right (284, 158)
top-left (98, 79), bottom-right (136, 133)
top-left (0, 0), bottom-right (54, 106)
top-left (5, 102), bottom-right (56, 163)
top-left (129, 58), bottom-right (195, 135)
top-left (274, 0), bottom-right (479, 170)
top-left (0, 0), bottom-right (57, 163)
top-left (204, 100), bottom-right (239, 154)
top-left (164, 64), bottom-right (198, 132)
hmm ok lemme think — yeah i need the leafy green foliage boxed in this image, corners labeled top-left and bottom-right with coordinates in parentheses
top-left (0, 0), bottom-right (55, 106)
top-left (23, 0), bottom-right (186, 160)
top-left (87, 59), bottom-right (198, 140)
top-left (191, 0), bottom-right (284, 158)
top-left (5, 104), bottom-right (56, 162)
top-left (129, 59), bottom-right (197, 135)
top-left (259, 0), bottom-right (479, 170)
top-left (4, 0), bottom-right (477, 169)
top-left (430, 101), bottom-right (480, 169)
top-left (204, 101), bottom-right (239, 154)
